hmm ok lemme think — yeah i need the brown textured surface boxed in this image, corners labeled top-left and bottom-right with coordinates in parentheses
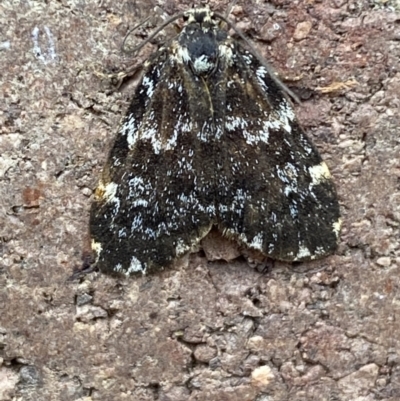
top-left (1, 0), bottom-right (400, 400)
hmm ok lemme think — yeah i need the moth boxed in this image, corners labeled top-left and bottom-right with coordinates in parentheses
top-left (89, 6), bottom-right (341, 275)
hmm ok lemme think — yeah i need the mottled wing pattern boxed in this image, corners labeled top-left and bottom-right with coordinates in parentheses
top-left (214, 44), bottom-right (341, 261)
top-left (90, 47), bottom-right (219, 275)
top-left (89, 7), bottom-right (341, 276)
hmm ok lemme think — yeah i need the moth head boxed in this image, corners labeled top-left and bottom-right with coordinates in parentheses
top-left (183, 6), bottom-right (215, 28)
top-left (178, 7), bottom-right (227, 75)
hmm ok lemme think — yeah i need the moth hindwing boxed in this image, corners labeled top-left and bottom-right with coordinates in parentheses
top-left (89, 6), bottom-right (341, 275)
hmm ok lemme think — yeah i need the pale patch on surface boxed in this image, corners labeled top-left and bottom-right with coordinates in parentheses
top-left (221, 227), bottom-right (237, 239)
top-left (128, 176), bottom-right (153, 200)
top-left (289, 202), bottom-right (299, 219)
top-left (165, 123), bottom-right (179, 150)
top-left (166, 116), bottom-right (193, 150)
top-left (131, 198), bottom-right (149, 208)
top-left (172, 45), bottom-right (191, 64)
top-left (276, 100), bottom-right (295, 133)
top-left (95, 181), bottom-right (120, 218)
top-left (256, 68), bottom-right (296, 133)
top-left (122, 115), bottom-right (138, 148)
top-left (225, 116), bottom-right (270, 144)
top-left (96, 181), bottom-right (119, 204)
top-left (193, 54), bottom-right (215, 73)
top-left (118, 228), bottom-right (127, 238)
top-left (238, 232), bottom-right (248, 243)
top-left (103, 183), bottom-right (119, 209)
top-left (197, 121), bottom-right (213, 142)
top-left (296, 245), bottom-right (311, 260)
top-left (130, 214), bottom-right (143, 232)
top-left (250, 233), bottom-right (264, 251)
top-left (242, 53), bottom-right (253, 65)
top-left (251, 365), bottom-right (275, 389)
top-left (140, 116), bottom-right (162, 154)
top-left (0, 40), bottom-right (11, 50)
top-left (176, 239), bottom-right (191, 256)
top-left (276, 164), bottom-right (299, 197)
top-left (114, 263), bottom-right (123, 273)
top-left (125, 176), bottom-right (155, 220)
top-left (219, 44), bottom-right (233, 65)
top-left (314, 246), bottom-right (327, 257)
top-left (257, 65), bottom-right (267, 75)
top-left (32, 26), bottom-right (57, 64)
top-left (231, 188), bottom-right (248, 214)
top-left (333, 218), bottom-right (342, 239)
top-left (91, 239), bottom-right (103, 257)
top-left (127, 256), bottom-right (145, 275)
top-left (126, 109), bottom-right (192, 153)
top-left (309, 162), bottom-right (332, 186)
top-left (142, 75), bottom-right (155, 97)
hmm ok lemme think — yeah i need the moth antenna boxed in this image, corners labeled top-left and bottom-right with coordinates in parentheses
top-left (214, 11), bottom-right (301, 104)
top-left (121, 11), bottom-right (185, 55)
top-left (121, 17), bottom-right (150, 54)
top-left (223, 0), bottom-right (238, 20)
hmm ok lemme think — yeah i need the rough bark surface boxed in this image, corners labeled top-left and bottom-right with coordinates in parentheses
top-left (1, 0), bottom-right (400, 400)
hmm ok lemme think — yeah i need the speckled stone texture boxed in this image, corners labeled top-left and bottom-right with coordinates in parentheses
top-left (1, 1), bottom-right (400, 400)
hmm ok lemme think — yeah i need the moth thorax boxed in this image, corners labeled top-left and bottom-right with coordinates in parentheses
top-left (191, 53), bottom-right (217, 74)
top-left (185, 30), bottom-right (219, 75)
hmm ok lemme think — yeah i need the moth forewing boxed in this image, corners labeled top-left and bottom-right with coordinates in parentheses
top-left (89, 6), bottom-right (341, 275)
